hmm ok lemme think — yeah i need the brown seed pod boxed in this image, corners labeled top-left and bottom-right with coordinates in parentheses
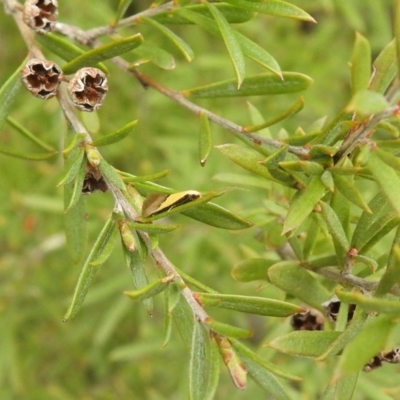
top-left (82, 163), bottom-right (108, 194)
top-left (21, 58), bottom-right (62, 99)
top-left (23, 0), bottom-right (58, 33)
top-left (290, 309), bottom-right (324, 331)
top-left (68, 68), bottom-right (108, 112)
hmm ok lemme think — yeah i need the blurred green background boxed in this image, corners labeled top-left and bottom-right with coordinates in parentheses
top-left (0, 0), bottom-right (398, 399)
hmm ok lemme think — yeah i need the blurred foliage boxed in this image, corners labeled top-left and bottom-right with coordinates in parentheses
top-left (1, 0), bottom-right (400, 399)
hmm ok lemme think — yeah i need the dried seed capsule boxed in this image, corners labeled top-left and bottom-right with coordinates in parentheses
top-left (290, 309), bottom-right (324, 331)
top-left (21, 58), bottom-right (62, 99)
top-left (82, 163), bottom-right (108, 194)
top-left (23, 0), bottom-right (58, 33)
top-left (68, 68), bottom-right (108, 112)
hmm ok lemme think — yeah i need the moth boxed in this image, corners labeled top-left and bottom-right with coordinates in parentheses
top-left (141, 190), bottom-right (201, 217)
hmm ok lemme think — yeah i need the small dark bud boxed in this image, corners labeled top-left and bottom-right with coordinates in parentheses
top-left (68, 68), bottom-right (108, 112)
top-left (23, 0), bottom-right (58, 33)
top-left (21, 58), bottom-right (62, 99)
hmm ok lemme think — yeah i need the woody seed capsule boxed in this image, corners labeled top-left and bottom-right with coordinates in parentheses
top-left (68, 68), bottom-right (108, 112)
top-left (23, 0), bottom-right (58, 33)
top-left (21, 58), bottom-right (62, 99)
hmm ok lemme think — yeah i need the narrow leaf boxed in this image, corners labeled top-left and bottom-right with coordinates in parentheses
top-left (0, 147), bottom-right (56, 160)
top-left (268, 261), bottom-right (331, 310)
top-left (189, 322), bottom-right (208, 400)
top-left (177, 8), bottom-right (281, 76)
top-left (369, 39), bottom-right (397, 94)
top-left (222, 0), bottom-right (315, 22)
top-left (131, 42), bottom-right (175, 69)
top-left (205, 1), bottom-right (245, 87)
top-left (267, 331), bottom-right (341, 358)
top-left (99, 160), bottom-right (126, 191)
top-left (346, 89), bottom-right (389, 116)
top-left (213, 172), bottom-right (271, 189)
top-left (203, 336), bottom-right (220, 400)
top-left (332, 173), bottom-right (371, 213)
top-left (351, 33), bottom-right (371, 94)
top-left (171, 294), bottom-right (195, 350)
top-left (128, 221), bottom-right (179, 234)
top-left (368, 150), bottom-right (400, 217)
top-left (337, 315), bottom-right (394, 376)
top-left (182, 201), bottom-right (252, 230)
top-left (155, 4), bottom-right (255, 24)
top-left (64, 157), bottom-right (86, 212)
top-left (143, 17), bottom-right (194, 62)
top-left (183, 72), bottom-right (312, 98)
top-left (283, 175), bottom-right (326, 234)
top-left (63, 34), bottom-right (144, 74)
top-left (90, 220), bottom-right (118, 266)
top-left (64, 216), bottom-right (116, 320)
top-left (112, 0), bottom-right (133, 25)
top-left (7, 117), bottom-right (55, 151)
top-left (336, 290), bottom-right (400, 314)
top-left (35, 34), bottom-right (108, 73)
top-left (199, 112), bottom-right (212, 166)
top-left (124, 275), bottom-right (173, 302)
top-left (58, 147), bottom-right (85, 186)
top-left (231, 339), bottom-right (302, 382)
top-left (231, 258), bottom-right (276, 282)
top-left (239, 353), bottom-right (292, 400)
top-left (91, 120), bottom-right (137, 147)
top-left (196, 293), bottom-right (305, 317)
top-left (205, 319), bottom-right (253, 338)
top-left (0, 60), bottom-right (24, 130)
top-left (395, 0), bottom-right (400, 78)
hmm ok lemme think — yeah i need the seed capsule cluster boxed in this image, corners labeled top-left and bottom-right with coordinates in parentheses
top-left (21, 0), bottom-right (108, 111)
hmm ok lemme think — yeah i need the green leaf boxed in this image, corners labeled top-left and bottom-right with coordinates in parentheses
top-left (369, 39), bottom-right (397, 94)
top-left (196, 293), bottom-right (305, 317)
top-left (6, 117), bottom-right (55, 152)
top-left (183, 72), bottom-right (312, 98)
top-left (350, 33), bottom-right (371, 94)
top-left (124, 242), bottom-right (153, 314)
top-left (244, 97), bottom-right (304, 133)
top-left (317, 316), bottom-right (368, 361)
top-left (63, 34), bottom-right (144, 74)
top-left (331, 173), bottom-right (371, 213)
top-left (283, 175), bottom-right (326, 235)
top-left (64, 156), bottom-right (86, 212)
top-left (231, 339), bottom-right (302, 382)
top-left (90, 220), bottom-right (118, 266)
top-left (346, 89), bottom-right (389, 116)
top-left (143, 17), bottom-right (194, 62)
top-left (112, 0), bottom-right (133, 25)
top-left (64, 216), bottom-right (116, 320)
top-left (337, 315), bottom-right (394, 376)
top-left (99, 160), bottom-right (126, 191)
top-left (130, 42), bottom-right (175, 69)
top-left (64, 189), bottom-right (86, 263)
top-left (172, 294), bottom-right (195, 350)
top-left (198, 112), bottom-right (212, 166)
top-left (239, 353), bottom-right (292, 400)
top-left (320, 201), bottom-right (350, 257)
top-left (205, 1), bottom-right (245, 88)
top-left (268, 261), bottom-right (331, 310)
top-left (232, 258), bottom-right (276, 282)
top-left (205, 319), bottom-right (253, 338)
top-left (120, 169), bottom-right (170, 183)
top-left (128, 221), bottom-right (179, 234)
top-left (203, 336), bottom-right (220, 400)
top-left (177, 8), bottom-right (281, 76)
top-left (216, 143), bottom-right (278, 182)
top-left (124, 275), bottom-right (173, 302)
top-left (395, 0), bottom-right (400, 77)
top-left (267, 331), bottom-right (341, 358)
top-left (182, 201), bottom-right (252, 230)
top-left (375, 225), bottom-right (400, 296)
top-left (222, 0), bottom-right (315, 22)
top-left (189, 322), bottom-right (208, 400)
top-left (35, 34), bottom-right (108, 74)
top-left (0, 60), bottom-right (24, 131)
top-left (91, 120), bottom-right (137, 147)
top-left (351, 191), bottom-right (387, 248)
top-left (368, 150), bottom-right (400, 217)
top-left (155, 4), bottom-right (255, 24)
top-left (58, 147), bottom-right (85, 187)
top-left (336, 290), bottom-right (400, 314)
top-left (321, 374), bottom-right (360, 400)
top-left (0, 147), bottom-right (57, 160)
